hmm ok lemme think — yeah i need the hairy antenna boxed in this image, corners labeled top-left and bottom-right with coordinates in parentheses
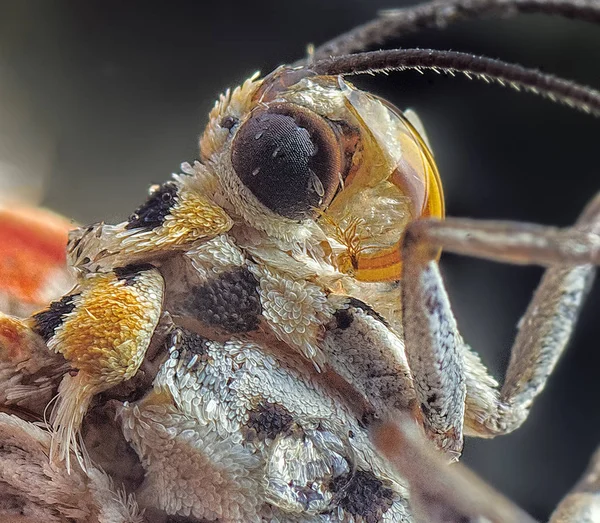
top-left (310, 0), bottom-right (600, 60)
top-left (310, 48), bottom-right (600, 116)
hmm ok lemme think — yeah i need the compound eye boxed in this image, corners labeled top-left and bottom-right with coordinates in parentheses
top-left (231, 103), bottom-right (342, 220)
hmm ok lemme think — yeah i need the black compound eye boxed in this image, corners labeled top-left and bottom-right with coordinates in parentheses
top-left (231, 103), bottom-right (342, 220)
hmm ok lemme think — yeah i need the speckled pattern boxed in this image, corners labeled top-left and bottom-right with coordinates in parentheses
top-left (118, 327), bottom-right (412, 522)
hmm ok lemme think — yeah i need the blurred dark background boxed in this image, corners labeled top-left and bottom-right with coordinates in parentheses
top-left (1, 1), bottom-right (599, 519)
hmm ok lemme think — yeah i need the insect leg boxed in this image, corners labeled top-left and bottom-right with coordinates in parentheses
top-left (401, 244), bottom-right (467, 457)
top-left (401, 191), bottom-right (600, 440)
top-left (320, 296), bottom-right (418, 421)
top-left (371, 418), bottom-right (537, 523)
top-left (404, 192), bottom-right (600, 267)
top-left (550, 444), bottom-right (600, 522)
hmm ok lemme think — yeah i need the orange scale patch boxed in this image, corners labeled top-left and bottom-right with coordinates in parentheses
top-left (57, 273), bottom-right (161, 382)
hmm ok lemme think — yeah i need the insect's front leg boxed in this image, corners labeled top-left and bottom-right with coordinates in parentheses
top-left (550, 443), bottom-right (600, 522)
top-left (396, 191), bottom-right (600, 460)
top-left (319, 296), bottom-right (417, 421)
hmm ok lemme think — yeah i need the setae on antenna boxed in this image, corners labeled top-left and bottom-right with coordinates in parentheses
top-left (309, 0), bottom-right (600, 60)
top-left (308, 48), bottom-right (600, 116)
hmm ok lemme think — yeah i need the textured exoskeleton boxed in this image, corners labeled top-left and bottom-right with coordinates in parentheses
top-left (2, 1), bottom-right (600, 522)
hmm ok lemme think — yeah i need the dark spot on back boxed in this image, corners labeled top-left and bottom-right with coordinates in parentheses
top-left (330, 470), bottom-right (395, 523)
top-left (346, 297), bottom-right (388, 327)
top-left (171, 328), bottom-right (210, 357)
top-left (186, 267), bottom-right (261, 333)
top-left (334, 308), bottom-right (354, 330)
top-left (32, 294), bottom-right (79, 342)
top-left (114, 263), bottom-right (155, 285)
top-left (245, 401), bottom-right (294, 442)
top-left (126, 181), bottom-right (178, 230)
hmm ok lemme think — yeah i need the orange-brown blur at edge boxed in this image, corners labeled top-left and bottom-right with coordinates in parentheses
top-left (0, 207), bottom-right (72, 306)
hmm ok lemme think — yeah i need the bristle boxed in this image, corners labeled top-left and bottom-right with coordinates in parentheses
top-left (49, 372), bottom-right (94, 473)
top-left (310, 49), bottom-right (600, 117)
top-left (77, 430), bottom-right (93, 472)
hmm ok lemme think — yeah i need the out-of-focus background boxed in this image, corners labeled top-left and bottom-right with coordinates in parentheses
top-left (1, 1), bottom-right (599, 519)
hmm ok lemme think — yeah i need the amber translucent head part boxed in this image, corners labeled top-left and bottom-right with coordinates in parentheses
top-left (328, 82), bottom-right (444, 282)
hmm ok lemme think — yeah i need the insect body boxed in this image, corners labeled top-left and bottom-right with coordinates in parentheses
top-left (1, 1), bottom-right (600, 522)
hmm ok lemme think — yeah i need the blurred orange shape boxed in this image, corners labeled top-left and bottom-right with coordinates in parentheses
top-left (0, 205), bottom-right (75, 316)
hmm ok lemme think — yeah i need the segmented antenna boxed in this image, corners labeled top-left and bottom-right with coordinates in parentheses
top-left (309, 0), bottom-right (600, 60)
top-left (310, 48), bottom-right (600, 116)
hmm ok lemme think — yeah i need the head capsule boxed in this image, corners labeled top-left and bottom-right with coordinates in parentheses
top-left (200, 66), bottom-right (444, 282)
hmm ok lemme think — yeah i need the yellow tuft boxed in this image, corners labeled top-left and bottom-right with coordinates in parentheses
top-left (50, 372), bottom-right (94, 473)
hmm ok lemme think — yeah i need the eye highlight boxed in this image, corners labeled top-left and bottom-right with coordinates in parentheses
top-left (231, 103), bottom-right (342, 220)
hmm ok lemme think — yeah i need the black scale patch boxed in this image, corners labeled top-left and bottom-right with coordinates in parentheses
top-left (32, 294), bottom-right (79, 342)
top-left (172, 328), bottom-right (210, 357)
top-left (330, 470), bottom-right (395, 523)
top-left (333, 297), bottom-right (389, 331)
top-left (114, 263), bottom-right (156, 285)
top-left (333, 308), bottom-right (354, 330)
top-left (167, 329), bottom-right (212, 380)
top-left (186, 267), bottom-right (261, 333)
top-left (126, 181), bottom-right (178, 230)
top-left (245, 401), bottom-right (294, 442)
